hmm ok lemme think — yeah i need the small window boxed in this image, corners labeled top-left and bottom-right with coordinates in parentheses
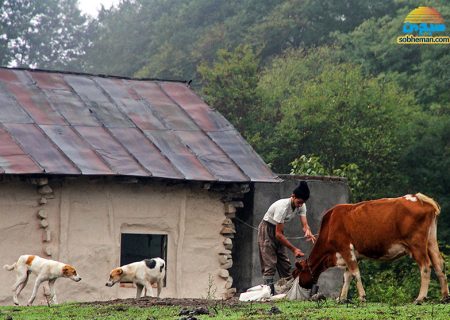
top-left (120, 233), bottom-right (167, 285)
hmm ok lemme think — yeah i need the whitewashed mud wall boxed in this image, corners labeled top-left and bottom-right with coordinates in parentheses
top-left (0, 177), bottom-right (238, 305)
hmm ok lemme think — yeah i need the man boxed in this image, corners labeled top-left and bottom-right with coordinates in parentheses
top-left (258, 181), bottom-right (316, 295)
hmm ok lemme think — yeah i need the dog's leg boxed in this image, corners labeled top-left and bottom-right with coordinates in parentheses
top-left (145, 283), bottom-right (154, 297)
top-left (136, 284), bottom-right (144, 299)
top-left (14, 274), bottom-right (29, 305)
top-left (157, 279), bottom-right (163, 298)
top-left (12, 268), bottom-right (29, 305)
top-left (48, 279), bottom-right (57, 305)
top-left (27, 275), bottom-right (45, 306)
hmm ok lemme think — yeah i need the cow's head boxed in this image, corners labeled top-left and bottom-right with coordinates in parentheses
top-left (293, 259), bottom-right (314, 289)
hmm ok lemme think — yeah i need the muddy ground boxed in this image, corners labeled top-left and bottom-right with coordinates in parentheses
top-left (79, 297), bottom-right (286, 319)
top-left (81, 296), bottom-right (245, 308)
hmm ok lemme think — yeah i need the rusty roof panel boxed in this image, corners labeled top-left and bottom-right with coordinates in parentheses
top-left (64, 75), bottom-right (134, 128)
top-left (0, 127), bottom-right (42, 174)
top-left (179, 131), bottom-right (248, 181)
top-left (4, 123), bottom-right (79, 174)
top-left (0, 86), bottom-right (33, 124)
top-left (0, 68), bottom-right (278, 182)
top-left (160, 82), bottom-right (232, 132)
top-left (5, 81), bottom-right (66, 125)
top-left (39, 125), bottom-right (113, 175)
top-left (42, 89), bottom-right (100, 126)
top-left (28, 70), bottom-right (72, 90)
top-left (109, 128), bottom-right (183, 180)
top-left (74, 126), bottom-right (148, 176)
top-left (129, 81), bottom-right (199, 130)
top-left (93, 77), bottom-right (131, 99)
top-left (144, 130), bottom-right (215, 181)
top-left (0, 68), bottom-right (21, 83)
top-left (208, 130), bottom-right (279, 182)
top-left (94, 78), bottom-right (165, 130)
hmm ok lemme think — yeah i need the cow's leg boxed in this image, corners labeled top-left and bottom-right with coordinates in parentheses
top-left (340, 249), bottom-right (366, 302)
top-left (427, 221), bottom-right (449, 301)
top-left (411, 245), bottom-right (432, 304)
top-left (338, 269), bottom-right (353, 302)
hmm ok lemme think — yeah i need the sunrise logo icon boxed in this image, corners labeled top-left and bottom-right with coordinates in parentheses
top-left (397, 6), bottom-right (449, 44)
top-left (402, 6), bottom-right (445, 36)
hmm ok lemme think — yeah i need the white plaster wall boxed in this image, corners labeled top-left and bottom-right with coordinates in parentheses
top-left (0, 180), bottom-right (44, 305)
top-left (0, 178), bottom-right (227, 305)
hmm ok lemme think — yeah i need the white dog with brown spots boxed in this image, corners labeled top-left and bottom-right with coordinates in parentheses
top-left (3, 255), bottom-right (81, 305)
top-left (106, 258), bottom-right (165, 298)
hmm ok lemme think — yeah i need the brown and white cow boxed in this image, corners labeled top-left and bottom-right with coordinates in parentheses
top-left (294, 193), bottom-right (449, 304)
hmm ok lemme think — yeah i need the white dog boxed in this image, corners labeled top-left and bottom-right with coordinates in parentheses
top-left (106, 257), bottom-right (165, 298)
top-left (3, 255), bottom-right (82, 305)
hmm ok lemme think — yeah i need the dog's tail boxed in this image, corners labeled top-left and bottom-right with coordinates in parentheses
top-left (3, 263), bottom-right (16, 271)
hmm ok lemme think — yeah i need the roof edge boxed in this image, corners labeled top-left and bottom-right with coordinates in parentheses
top-left (277, 174), bottom-right (348, 183)
top-left (0, 66), bottom-right (188, 84)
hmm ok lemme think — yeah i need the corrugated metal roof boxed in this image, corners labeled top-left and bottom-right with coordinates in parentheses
top-left (0, 67), bottom-right (279, 182)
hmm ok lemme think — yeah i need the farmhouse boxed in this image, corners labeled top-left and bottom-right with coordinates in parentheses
top-left (0, 67), bottom-right (348, 305)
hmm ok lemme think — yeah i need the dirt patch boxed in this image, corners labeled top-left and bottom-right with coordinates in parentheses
top-left (80, 297), bottom-right (274, 319)
top-left (80, 297), bottom-right (246, 308)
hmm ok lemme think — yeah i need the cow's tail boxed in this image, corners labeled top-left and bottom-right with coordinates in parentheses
top-left (415, 193), bottom-right (441, 215)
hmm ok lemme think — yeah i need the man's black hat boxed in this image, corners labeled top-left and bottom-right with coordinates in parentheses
top-left (293, 181), bottom-right (310, 201)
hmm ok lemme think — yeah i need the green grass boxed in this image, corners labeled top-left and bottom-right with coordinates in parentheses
top-left (0, 300), bottom-right (449, 320)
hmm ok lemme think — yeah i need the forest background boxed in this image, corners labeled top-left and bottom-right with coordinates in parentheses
top-left (1, 0), bottom-right (448, 302)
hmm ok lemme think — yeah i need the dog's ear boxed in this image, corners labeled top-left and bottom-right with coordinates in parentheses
top-left (115, 268), bottom-right (123, 275)
top-left (62, 265), bottom-right (68, 276)
top-left (145, 259), bottom-right (156, 269)
top-left (62, 265), bottom-right (76, 276)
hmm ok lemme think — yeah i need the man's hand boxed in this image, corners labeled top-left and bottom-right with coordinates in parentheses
top-left (304, 227), bottom-right (316, 243)
top-left (294, 248), bottom-right (304, 258)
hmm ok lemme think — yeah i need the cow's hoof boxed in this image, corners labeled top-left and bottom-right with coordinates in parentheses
top-left (311, 293), bottom-right (326, 301)
top-left (337, 299), bottom-right (353, 304)
top-left (413, 299), bottom-right (424, 305)
top-left (441, 296), bottom-right (450, 304)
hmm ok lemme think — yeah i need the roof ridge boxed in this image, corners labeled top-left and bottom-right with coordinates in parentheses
top-left (0, 66), bottom-right (188, 83)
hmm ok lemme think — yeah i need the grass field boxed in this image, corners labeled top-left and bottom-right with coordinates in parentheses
top-left (0, 299), bottom-right (449, 320)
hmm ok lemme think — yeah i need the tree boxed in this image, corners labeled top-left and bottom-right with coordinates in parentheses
top-left (400, 111), bottom-right (450, 243)
top-left (198, 45), bottom-right (262, 137)
top-left (81, 0), bottom-right (398, 80)
top-left (82, 0), bottom-right (176, 77)
top-left (332, 1), bottom-right (450, 241)
top-left (257, 47), bottom-right (420, 199)
top-left (247, 0), bottom-right (397, 60)
top-left (0, 0), bottom-right (88, 70)
top-left (334, 1), bottom-right (450, 107)
top-left (290, 155), bottom-right (363, 200)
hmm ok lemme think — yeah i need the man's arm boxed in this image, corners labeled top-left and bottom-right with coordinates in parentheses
top-left (275, 223), bottom-right (304, 257)
top-left (300, 215), bottom-right (316, 243)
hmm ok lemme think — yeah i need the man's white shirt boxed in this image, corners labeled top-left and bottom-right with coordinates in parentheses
top-left (263, 198), bottom-right (307, 225)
